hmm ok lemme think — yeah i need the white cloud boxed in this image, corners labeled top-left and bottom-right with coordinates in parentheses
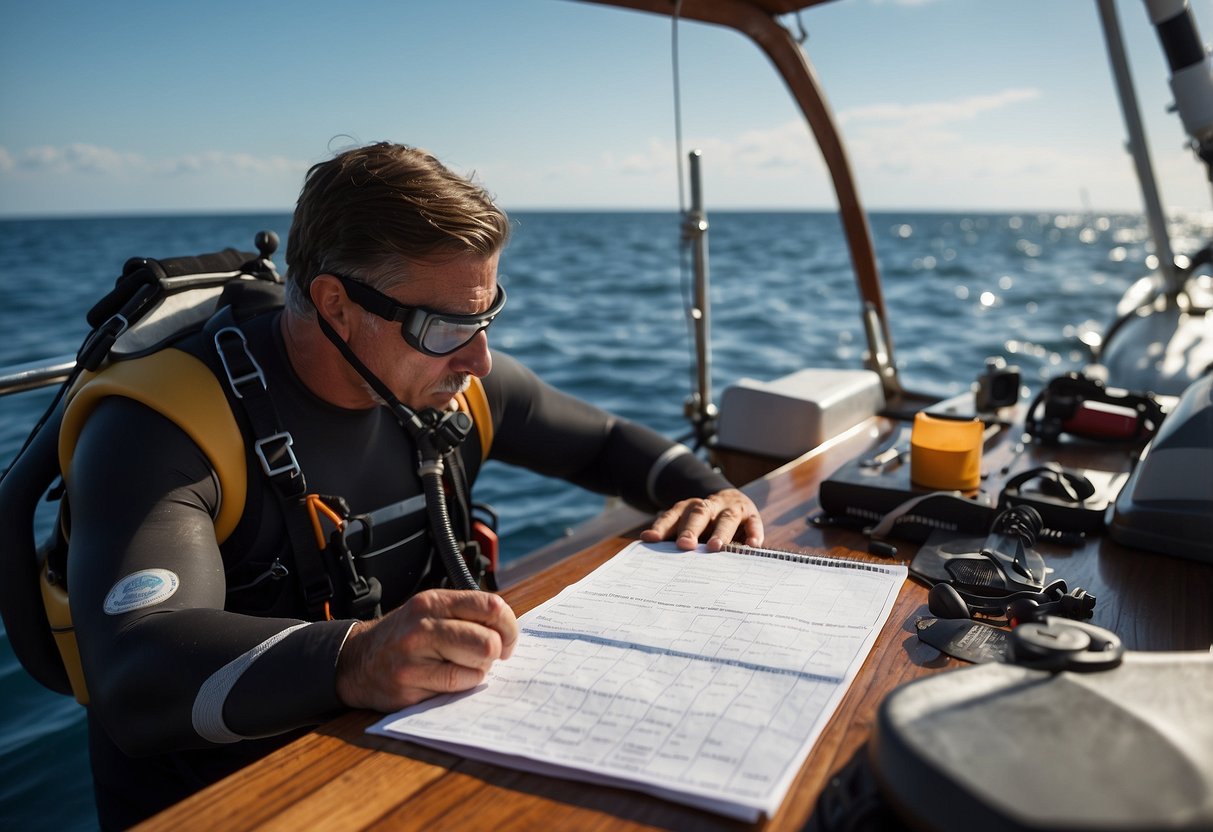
top-left (837, 89), bottom-right (1041, 129)
top-left (517, 85), bottom-right (1197, 211)
top-left (536, 88), bottom-right (1043, 188)
top-left (731, 122), bottom-right (815, 170)
top-left (12, 143), bottom-right (142, 174)
top-left (0, 143), bottom-right (307, 179)
top-left (0, 143), bottom-right (313, 215)
top-left (158, 151), bottom-right (303, 177)
top-left (618, 139), bottom-right (671, 176)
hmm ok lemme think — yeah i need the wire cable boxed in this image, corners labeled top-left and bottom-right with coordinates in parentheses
top-left (670, 1), bottom-right (706, 448)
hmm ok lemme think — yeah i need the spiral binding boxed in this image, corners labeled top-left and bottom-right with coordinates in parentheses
top-left (722, 542), bottom-right (899, 574)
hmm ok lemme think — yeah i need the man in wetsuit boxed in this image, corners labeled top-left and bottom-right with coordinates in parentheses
top-left (65, 142), bottom-right (763, 828)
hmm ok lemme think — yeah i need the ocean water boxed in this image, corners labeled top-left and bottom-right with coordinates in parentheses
top-left (1, 208), bottom-right (1209, 829)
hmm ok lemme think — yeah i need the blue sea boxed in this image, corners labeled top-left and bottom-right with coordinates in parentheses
top-left (1, 208), bottom-right (1209, 829)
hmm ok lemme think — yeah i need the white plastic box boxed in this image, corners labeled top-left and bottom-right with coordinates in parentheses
top-left (716, 368), bottom-right (885, 459)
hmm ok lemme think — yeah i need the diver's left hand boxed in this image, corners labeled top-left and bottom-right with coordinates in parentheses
top-left (640, 488), bottom-right (764, 552)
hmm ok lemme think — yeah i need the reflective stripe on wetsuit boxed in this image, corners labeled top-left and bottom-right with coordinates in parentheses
top-left (646, 443), bottom-right (692, 505)
top-left (192, 622), bottom-right (319, 743)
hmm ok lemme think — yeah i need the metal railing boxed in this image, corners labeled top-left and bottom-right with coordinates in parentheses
top-left (0, 355), bottom-right (76, 398)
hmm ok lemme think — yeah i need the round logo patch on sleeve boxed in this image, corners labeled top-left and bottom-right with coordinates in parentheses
top-left (103, 569), bottom-right (180, 615)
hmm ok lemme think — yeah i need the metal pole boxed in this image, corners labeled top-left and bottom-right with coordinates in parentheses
top-left (1096, 0), bottom-right (1181, 292)
top-left (683, 149), bottom-right (716, 446)
top-left (0, 354), bottom-right (76, 397)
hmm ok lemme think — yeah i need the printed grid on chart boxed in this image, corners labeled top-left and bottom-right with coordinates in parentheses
top-left (390, 631), bottom-right (839, 800)
top-left (525, 546), bottom-right (897, 678)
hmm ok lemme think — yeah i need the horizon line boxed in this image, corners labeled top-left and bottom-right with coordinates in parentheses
top-left (3, 205), bottom-right (1209, 223)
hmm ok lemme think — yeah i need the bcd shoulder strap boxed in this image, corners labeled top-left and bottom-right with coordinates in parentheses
top-left (207, 308), bottom-right (342, 620)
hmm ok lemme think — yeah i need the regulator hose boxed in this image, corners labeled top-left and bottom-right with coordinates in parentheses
top-left (417, 455), bottom-right (478, 590)
top-left (313, 310), bottom-right (481, 591)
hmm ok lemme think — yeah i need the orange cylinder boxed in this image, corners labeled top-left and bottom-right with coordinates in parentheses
top-left (910, 412), bottom-right (983, 491)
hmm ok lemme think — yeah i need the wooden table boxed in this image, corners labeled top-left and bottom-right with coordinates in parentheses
top-left (138, 417), bottom-right (1213, 830)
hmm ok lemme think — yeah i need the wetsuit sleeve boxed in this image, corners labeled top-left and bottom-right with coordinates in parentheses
top-left (482, 351), bottom-right (732, 512)
top-left (67, 397), bottom-right (355, 757)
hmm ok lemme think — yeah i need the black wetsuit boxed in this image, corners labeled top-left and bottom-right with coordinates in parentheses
top-left (65, 309), bottom-right (731, 829)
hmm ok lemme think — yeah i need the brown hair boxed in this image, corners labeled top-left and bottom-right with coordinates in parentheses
top-left (285, 142), bottom-right (510, 315)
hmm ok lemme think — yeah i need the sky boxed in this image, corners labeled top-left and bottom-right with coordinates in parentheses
top-left (1, 0), bottom-right (1211, 217)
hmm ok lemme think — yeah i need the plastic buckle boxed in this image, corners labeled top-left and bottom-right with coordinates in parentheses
top-left (213, 326), bottom-right (267, 399)
top-left (255, 432), bottom-right (301, 479)
top-left (325, 520), bottom-right (382, 620)
top-left (471, 518), bottom-right (499, 575)
top-left (345, 575), bottom-right (382, 620)
top-left (77, 313), bottom-right (130, 371)
top-left (302, 573), bottom-right (334, 613)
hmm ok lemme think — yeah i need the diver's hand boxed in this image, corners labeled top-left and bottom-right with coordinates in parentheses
top-left (640, 487), bottom-right (764, 552)
top-left (335, 589), bottom-right (518, 712)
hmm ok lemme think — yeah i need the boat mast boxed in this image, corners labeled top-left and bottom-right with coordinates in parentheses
top-left (683, 150), bottom-right (717, 448)
top-left (1095, 0), bottom-right (1181, 291)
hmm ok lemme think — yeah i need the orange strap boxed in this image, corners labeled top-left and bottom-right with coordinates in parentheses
top-left (305, 494), bottom-right (347, 620)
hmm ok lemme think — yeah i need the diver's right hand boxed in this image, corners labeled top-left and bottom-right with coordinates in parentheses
top-left (334, 588), bottom-right (518, 712)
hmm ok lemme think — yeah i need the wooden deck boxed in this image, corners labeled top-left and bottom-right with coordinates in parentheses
top-left (137, 415), bottom-right (1213, 830)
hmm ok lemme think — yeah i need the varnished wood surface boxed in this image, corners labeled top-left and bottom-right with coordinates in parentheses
top-left (138, 416), bottom-right (1213, 830)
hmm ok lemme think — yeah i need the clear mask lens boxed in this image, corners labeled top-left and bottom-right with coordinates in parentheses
top-left (421, 319), bottom-right (487, 355)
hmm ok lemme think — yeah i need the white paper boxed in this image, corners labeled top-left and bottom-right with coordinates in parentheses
top-left (369, 541), bottom-right (906, 820)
